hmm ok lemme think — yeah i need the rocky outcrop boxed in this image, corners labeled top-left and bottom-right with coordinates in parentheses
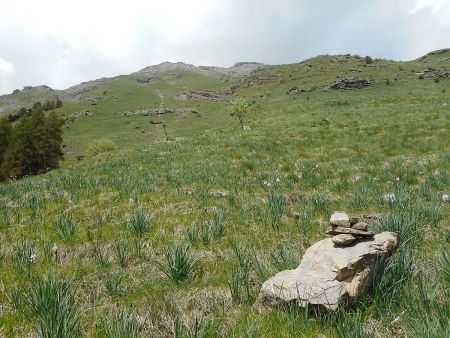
top-left (123, 107), bottom-right (201, 117)
top-left (123, 108), bottom-right (174, 116)
top-left (416, 68), bottom-right (450, 79)
top-left (286, 87), bottom-right (311, 95)
top-left (175, 90), bottom-right (225, 102)
top-left (417, 48), bottom-right (450, 61)
top-left (256, 231), bottom-right (398, 310)
top-left (328, 77), bottom-right (373, 90)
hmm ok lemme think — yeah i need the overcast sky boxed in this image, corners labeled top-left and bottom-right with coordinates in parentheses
top-left (0, 0), bottom-right (449, 94)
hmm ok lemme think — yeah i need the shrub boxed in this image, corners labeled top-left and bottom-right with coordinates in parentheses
top-left (364, 56), bottom-right (373, 64)
top-left (229, 97), bottom-right (251, 130)
top-left (86, 138), bottom-right (117, 157)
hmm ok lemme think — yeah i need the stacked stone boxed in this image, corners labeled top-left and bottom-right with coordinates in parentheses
top-left (326, 211), bottom-right (373, 246)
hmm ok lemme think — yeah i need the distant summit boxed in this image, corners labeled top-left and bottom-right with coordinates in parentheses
top-left (417, 48), bottom-right (450, 61)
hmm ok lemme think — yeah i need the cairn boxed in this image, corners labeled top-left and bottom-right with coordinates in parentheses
top-left (326, 211), bottom-right (373, 246)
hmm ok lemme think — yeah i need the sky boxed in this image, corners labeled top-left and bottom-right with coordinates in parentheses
top-left (0, 0), bottom-right (449, 94)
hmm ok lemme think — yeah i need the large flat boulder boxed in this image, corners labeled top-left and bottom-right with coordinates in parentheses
top-left (256, 232), bottom-right (398, 310)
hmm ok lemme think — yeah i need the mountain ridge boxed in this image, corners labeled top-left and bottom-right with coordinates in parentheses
top-left (1, 48), bottom-right (449, 116)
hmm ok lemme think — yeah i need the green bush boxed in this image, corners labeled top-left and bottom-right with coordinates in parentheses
top-left (86, 138), bottom-right (117, 157)
top-left (229, 97), bottom-right (250, 130)
top-left (364, 56), bottom-right (373, 64)
top-left (0, 109), bottom-right (64, 180)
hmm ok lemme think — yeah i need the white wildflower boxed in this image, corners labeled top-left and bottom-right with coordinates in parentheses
top-left (276, 178), bottom-right (281, 183)
top-left (29, 253), bottom-right (37, 263)
top-left (51, 243), bottom-right (58, 252)
top-left (263, 181), bottom-right (268, 186)
top-left (391, 316), bottom-right (401, 324)
top-left (443, 194), bottom-right (449, 202)
top-left (396, 177), bottom-right (400, 181)
top-left (384, 192), bottom-right (396, 202)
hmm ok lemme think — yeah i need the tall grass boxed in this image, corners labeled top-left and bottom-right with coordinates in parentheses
top-left (24, 272), bottom-right (80, 338)
top-left (14, 239), bottom-right (35, 273)
top-left (129, 210), bottom-right (151, 237)
top-left (102, 308), bottom-right (143, 338)
top-left (227, 265), bottom-right (253, 304)
top-left (55, 215), bottom-right (76, 240)
top-left (156, 243), bottom-right (200, 283)
top-left (114, 240), bottom-right (128, 268)
top-left (402, 280), bottom-right (450, 338)
top-left (210, 211), bottom-right (225, 238)
top-left (271, 248), bottom-right (297, 271)
top-left (104, 273), bottom-right (125, 297)
top-left (174, 314), bottom-right (218, 338)
top-left (255, 190), bottom-right (285, 229)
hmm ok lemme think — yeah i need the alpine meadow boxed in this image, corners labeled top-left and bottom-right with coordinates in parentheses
top-left (0, 44), bottom-right (449, 337)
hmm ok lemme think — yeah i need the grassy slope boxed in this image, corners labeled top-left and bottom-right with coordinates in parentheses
top-left (0, 52), bottom-right (449, 337)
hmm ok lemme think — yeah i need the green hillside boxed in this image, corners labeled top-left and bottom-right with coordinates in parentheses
top-left (0, 51), bottom-right (449, 337)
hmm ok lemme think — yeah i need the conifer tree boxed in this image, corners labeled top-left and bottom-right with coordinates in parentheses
top-left (0, 105), bottom-right (64, 180)
top-left (0, 118), bottom-right (12, 176)
top-left (43, 111), bottom-right (64, 169)
top-left (1, 117), bottom-right (34, 178)
top-left (30, 107), bottom-right (47, 172)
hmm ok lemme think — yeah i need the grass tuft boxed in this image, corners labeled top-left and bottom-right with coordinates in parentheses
top-left (24, 272), bottom-right (80, 338)
top-left (156, 243), bottom-right (200, 283)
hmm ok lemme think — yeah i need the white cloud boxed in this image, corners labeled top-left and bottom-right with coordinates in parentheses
top-left (0, 57), bottom-right (16, 93)
top-left (412, 0), bottom-right (447, 13)
top-left (0, 0), bottom-right (449, 94)
top-left (0, 57), bottom-right (15, 75)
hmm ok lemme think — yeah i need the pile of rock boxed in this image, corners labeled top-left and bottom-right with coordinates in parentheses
top-left (416, 68), bottom-right (450, 79)
top-left (328, 77), bottom-right (373, 90)
top-left (256, 211), bottom-right (398, 310)
top-left (327, 211), bottom-right (373, 246)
